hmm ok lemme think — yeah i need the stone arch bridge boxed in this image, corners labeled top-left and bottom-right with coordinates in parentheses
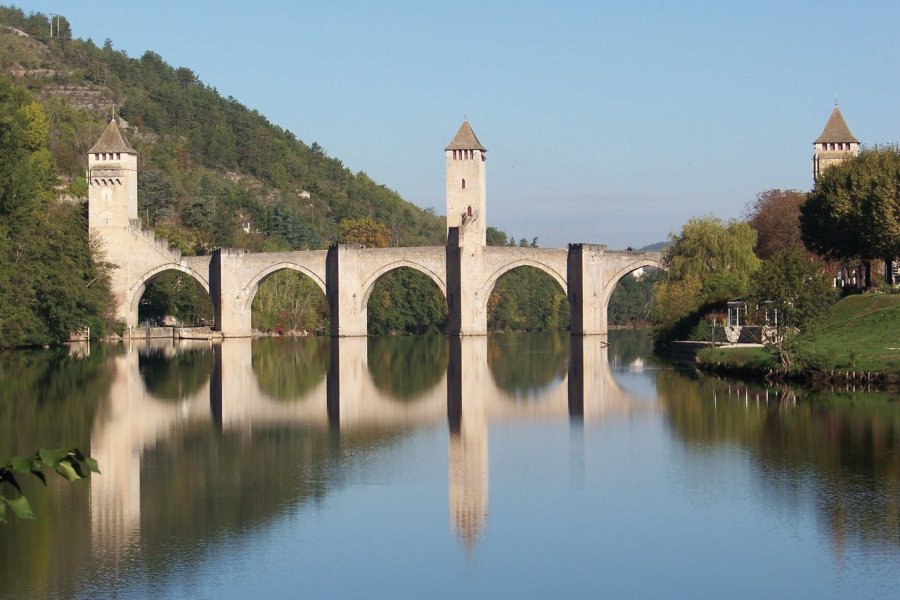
top-left (113, 222), bottom-right (661, 337)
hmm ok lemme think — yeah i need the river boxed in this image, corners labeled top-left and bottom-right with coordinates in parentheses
top-left (1, 331), bottom-right (898, 599)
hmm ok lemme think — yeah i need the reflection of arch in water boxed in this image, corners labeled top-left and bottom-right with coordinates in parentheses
top-left (128, 265), bottom-right (212, 324)
top-left (367, 335), bottom-right (448, 401)
top-left (138, 345), bottom-right (215, 401)
top-left (251, 337), bottom-right (330, 401)
top-left (487, 332), bottom-right (569, 401)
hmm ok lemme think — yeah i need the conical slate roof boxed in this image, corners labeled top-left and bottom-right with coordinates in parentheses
top-left (446, 120), bottom-right (486, 151)
top-left (89, 118), bottom-right (137, 154)
top-left (814, 106), bottom-right (858, 144)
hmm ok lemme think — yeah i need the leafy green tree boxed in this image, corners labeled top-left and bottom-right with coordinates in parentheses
top-left (367, 268), bottom-right (447, 335)
top-left (0, 76), bottom-right (113, 347)
top-left (801, 147), bottom-right (900, 285)
top-left (608, 268), bottom-right (663, 327)
top-left (749, 247), bottom-right (837, 367)
top-left (139, 271), bottom-right (213, 326)
top-left (251, 270), bottom-right (328, 334)
top-left (653, 216), bottom-right (760, 341)
top-left (487, 267), bottom-right (569, 332)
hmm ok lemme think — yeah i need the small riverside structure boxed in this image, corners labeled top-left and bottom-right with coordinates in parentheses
top-left (88, 119), bottom-right (661, 337)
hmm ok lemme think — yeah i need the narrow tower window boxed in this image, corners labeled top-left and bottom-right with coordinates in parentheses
top-left (462, 178), bottom-right (466, 189)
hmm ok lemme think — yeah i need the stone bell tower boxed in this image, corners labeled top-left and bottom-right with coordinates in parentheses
top-left (813, 105), bottom-right (859, 184)
top-left (88, 117), bottom-right (138, 233)
top-left (446, 120), bottom-right (487, 246)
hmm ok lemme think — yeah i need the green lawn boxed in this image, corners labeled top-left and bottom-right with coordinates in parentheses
top-left (698, 293), bottom-right (900, 374)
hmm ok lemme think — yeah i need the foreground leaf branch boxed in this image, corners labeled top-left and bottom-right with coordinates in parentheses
top-left (0, 448), bottom-right (99, 522)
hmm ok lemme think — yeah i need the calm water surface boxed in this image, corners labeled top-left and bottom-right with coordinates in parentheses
top-left (1, 331), bottom-right (899, 599)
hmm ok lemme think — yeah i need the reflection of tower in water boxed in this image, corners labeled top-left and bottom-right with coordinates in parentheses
top-left (447, 337), bottom-right (489, 550)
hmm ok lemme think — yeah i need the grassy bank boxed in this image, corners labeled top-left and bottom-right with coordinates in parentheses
top-left (697, 293), bottom-right (900, 381)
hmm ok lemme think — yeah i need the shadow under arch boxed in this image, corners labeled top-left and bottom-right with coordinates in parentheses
top-left (248, 267), bottom-right (329, 335)
top-left (251, 337), bottom-right (330, 401)
top-left (364, 266), bottom-right (449, 335)
top-left (487, 331), bottom-right (570, 401)
top-left (367, 335), bottom-right (448, 401)
top-left (138, 343), bottom-right (215, 401)
top-left (128, 263), bottom-right (214, 323)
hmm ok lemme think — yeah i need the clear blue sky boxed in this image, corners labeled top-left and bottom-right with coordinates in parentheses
top-left (14, 0), bottom-right (900, 248)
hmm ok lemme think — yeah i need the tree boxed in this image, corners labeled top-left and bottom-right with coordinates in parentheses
top-left (339, 217), bottom-right (391, 248)
top-left (746, 189), bottom-right (807, 259)
top-left (749, 247), bottom-right (837, 367)
top-left (653, 217), bottom-right (760, 341)
top-left (801, 147), bottom-right (900, 285)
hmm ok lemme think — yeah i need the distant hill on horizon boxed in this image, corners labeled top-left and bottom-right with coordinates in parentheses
top-left (639, 241), bottom-right (670, 252)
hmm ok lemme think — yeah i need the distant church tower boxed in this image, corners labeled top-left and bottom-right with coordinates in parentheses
top-left (446, 120), bottom-right (487, 246)
top-left (813, 105), bottom-right (859, 184)
top-left (88, 117), bottom-right (138, 232)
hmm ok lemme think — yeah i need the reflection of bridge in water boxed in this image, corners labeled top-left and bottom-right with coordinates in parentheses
top-left (89, 336), bottom-right (655, 556)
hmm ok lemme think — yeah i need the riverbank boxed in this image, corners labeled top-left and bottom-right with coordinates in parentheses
top-left (695, 294), bottom-right (900, 387)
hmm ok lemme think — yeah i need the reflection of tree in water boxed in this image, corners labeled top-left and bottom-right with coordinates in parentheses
top-left (607, 329), bottom-right (653, 367)
top-left (252, 337), bottom-right (330, 401)
top-left (138, 347), bottom-right (215, 401)
top-left (368, 335), bottom-right (448, 400)
top-left (135, 426), bottom-right (408, 593)
top-left (487, 332), bottom-right (569, 400)
top-left (0, 344), bottom-right (117, 596)
top-left (657, 369), bottom-right (900, 554)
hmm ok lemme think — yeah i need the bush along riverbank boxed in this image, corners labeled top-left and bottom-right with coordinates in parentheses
top-left (696, 294), bottom-right (900, 388)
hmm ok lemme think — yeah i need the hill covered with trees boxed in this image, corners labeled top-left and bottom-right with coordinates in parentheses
top-left (0, 6), bottom-right (445, 255)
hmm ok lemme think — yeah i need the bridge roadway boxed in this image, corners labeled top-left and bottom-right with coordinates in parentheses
top-left (116, 222), bottom-right (661, 337)
top-left (88, 336), bottom-right (656, 552)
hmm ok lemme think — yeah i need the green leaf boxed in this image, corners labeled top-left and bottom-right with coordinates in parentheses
top-left (54, 460), bottom-right (81, 482)
top-left (5, 494), bottom-right (35, 520)
top-left (39, 448), bottom-right (69, 468)
top-left (10, 456), bottom-right (32, 473)
top-left (63, 457), bottom-right (86, 479)
top-left (85, 457), bottom-right (101, 475)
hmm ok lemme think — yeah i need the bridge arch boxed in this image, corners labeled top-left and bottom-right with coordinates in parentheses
top-left (601, 257), bottom-right (667, 328)
top-left (241, 262), bottom-right (328, 313)
top-left (603, 258), bottom-right (665, 297)
top-left (127, 264), bottom-right (212, 324)
top-left (480, 259), bottom-right (568, 314)
top-left (359, 260), bottom-right (448, 311)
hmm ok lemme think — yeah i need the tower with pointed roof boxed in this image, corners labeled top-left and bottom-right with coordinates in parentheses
top-left (446, 120), bottom-right (487, 246)
top-left (813, 105), bottom-right (859, 184)
top-left (88, 117), bottom-right (138, 232)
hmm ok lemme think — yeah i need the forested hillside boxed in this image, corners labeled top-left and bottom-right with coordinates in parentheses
top-left (0, 6), bottom-right (445, 255)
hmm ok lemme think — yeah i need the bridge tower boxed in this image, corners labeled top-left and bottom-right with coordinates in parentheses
top-left (813, 105), bottom-right (859, 184)
top-left (446, 120), bottom-right (487, 246)
top-left (88, 117), bottom-right (138, 233)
